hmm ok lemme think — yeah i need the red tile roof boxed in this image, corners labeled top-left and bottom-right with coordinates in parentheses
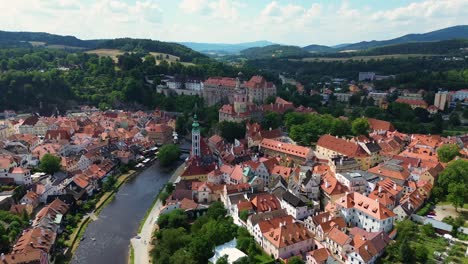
top-left (336, 192), bottom-right (396, 220)
top-left (204, 77), bottom-right (237, 87)
top-left (317, 135), bottom-right (368, 158)
top-left (261, 138), bottom-right (312, 159)
top-left (368, 162), bottom-right (410, 181)
top-left (307, 248), bottom-right (330, 262)
top-left (2, 249), bottom-right (47, 264)
top-left (251, 193), bottom-right (281, 212)
top-left (367, 118), bottom-right (395, 132)
top-left (181, 157), bottom-right (216, 177)
top-left (263, 222), bottom-right (313, 249)
top-left (396, 98), bottom-right (428, 108)
top-left (257, 215), bottom-right (294, 233)
top-left (328, 226), bottom-right (351, 245)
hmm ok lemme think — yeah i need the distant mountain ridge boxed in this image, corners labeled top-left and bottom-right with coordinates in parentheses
top-left (240, 44), bottom-right (310, 59)
top-left (302, 44), bottom-right (335, 53)
top-left (339, 25), bottom-right (468, 51)
top-left (302, 25), bottom-right (468, 52)
top-left (180, 40), bottom-right (275, 54)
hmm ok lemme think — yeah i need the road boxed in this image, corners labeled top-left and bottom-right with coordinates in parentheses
top-left (130, 162), bottom-right (186, 264)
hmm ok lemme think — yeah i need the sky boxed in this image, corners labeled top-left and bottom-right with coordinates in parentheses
top-left (1, 0), bottom-right (468, 46)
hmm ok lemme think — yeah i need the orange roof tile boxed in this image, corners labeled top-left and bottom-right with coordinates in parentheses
top-left (317, 135), bottom-right (368, 158)
top-left (336, 192), bottom-right (396, 220)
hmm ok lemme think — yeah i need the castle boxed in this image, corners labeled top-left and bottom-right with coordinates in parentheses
top-left (203, 74), bottom-right (276, 106)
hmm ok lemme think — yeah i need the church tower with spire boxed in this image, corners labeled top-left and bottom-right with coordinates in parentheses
top-left (191, 114), bottom-right (201, 157)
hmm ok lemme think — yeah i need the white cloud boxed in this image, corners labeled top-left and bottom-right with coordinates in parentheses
top-left (179, 0), bottom-right (241, 21)
top-left (0, 0), bottom-right (467, 45)
top-left (252, 0), bottom-right (468, 45)
top-left (179, 0), bottom-right (210, 14)
top-left (0, 0), bottom-right (163, 39)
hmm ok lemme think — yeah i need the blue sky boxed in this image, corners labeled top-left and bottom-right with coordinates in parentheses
top-left (2, 0), bottom-right (468, 46)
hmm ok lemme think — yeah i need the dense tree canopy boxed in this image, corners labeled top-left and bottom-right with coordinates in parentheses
top-left (436, 160), bottom-right (468, 210)
top-left (217, 121), bottom-right (246, 143)
top-left (152, 202), bottom-right (237, 264)
top-left (437, 144), bottom-right (461, 163)
top-left (39, 154), bottom-right (61, 174)
top-left (0, 210), bottom-right (28, 253)
top-left (157, 144), bottom-right (181, 167)
top-left (351, 118), bottom-right (370, 136)
top-left (286, 112), bottom-right (351, 145)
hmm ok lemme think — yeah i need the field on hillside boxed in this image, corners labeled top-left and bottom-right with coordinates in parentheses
top-left (85, 49), bottom-right (125, 62)
top-left (28, 41), bottom-right (84, 50)
top-left (86, 49), bottom-right (194, 65)
top-left (293, 54), bottom-right (437, 62)
top-left (29, 41), bottom-right (46, 47)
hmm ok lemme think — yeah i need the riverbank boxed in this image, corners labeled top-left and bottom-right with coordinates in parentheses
top-left (65, 170), bottom-right (138, 257)
top-left (130, 161), bottom-right (186, 264)
top-left (72, 161), bottom-right (177, 264)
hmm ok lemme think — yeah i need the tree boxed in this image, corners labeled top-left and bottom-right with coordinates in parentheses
top-left (463, 108), bottom-right (468, 119)
top-left (170, 249), bottom-right (197, 264)
top-left (399, 239), bottom-right (414, 263)
top-left (157, 144), bottom-right (181, 167)
top-left (437, 160), bottom-right (468, 199)
top-left (239, 210), bottom-right (249, 222)
top-left (421, 223), bottom-right (435, 237)
top-left (351, 118), bottom-right (370, 136)
top-left (157, 209), bottom-right (188, 229)
top-left (349, 94), bottom-right (361, 106)
top-left (447, 183), bottom-right (466, 211)
top-left (414, 107), bottom-right (430, 123)
top-left (261, 111), bottom-right (282, 130)
top-left (217, 121), bottom-right (246, 143)
top-left (449, 112), bottom-right (461, 126)
top-left (437, 144), bottom-right (460, 162)
top-left (216, 255), bottom-right (229, 264)
top-left (102, 176), bottom-right (116, 192)
top-left (188, 236), bottom-right (214, 263)
top-left (431, 113), bottom-right (444, 134)
top-left (413, 244), bottom-right (428, 263)
top-left (206, 201), bottom-right (227, 220)
top-left (39, 154), bottom-right (61, 174)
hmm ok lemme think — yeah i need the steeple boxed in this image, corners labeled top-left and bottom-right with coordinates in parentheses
top-left (191, 114), bottom-right (201, 157)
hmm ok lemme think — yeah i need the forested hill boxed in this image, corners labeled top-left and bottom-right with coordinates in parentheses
top-left (0, 31), bottom-right (100, 48)
top-left (361, 39), bottom-right (468, 55)
top-left (0, 31), bottom-right (207, 62)
top-left (240, 44), bottom-right (311, 59)
top-left (96, 39), bottom-right (208, 62)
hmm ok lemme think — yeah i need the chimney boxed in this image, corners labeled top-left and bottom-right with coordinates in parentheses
top-left (364, 245), bottom-right (368, 251)
top-left (378, 186), bottom-right (382, 193)
top-left (393, 183), bottom-right (397, 190)
top-left (1, 253), bottom-right (5, 261)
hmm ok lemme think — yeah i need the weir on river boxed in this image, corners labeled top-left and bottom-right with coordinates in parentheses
top-left (71, 160), bottom-right (179, 264)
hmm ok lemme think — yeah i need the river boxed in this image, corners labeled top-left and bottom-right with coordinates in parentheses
top-left (71, 160), bottom-right (179, 264)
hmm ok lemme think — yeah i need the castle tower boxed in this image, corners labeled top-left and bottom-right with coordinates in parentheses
top-left (234, 72), bottom-right (247, 113)
top-left (191, 114), bottom-right (201, 157)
